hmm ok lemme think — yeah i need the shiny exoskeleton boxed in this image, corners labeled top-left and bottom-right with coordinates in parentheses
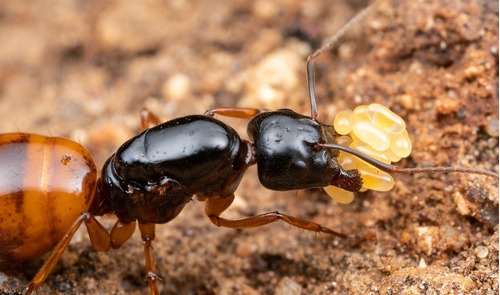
top-left (99, 115), bottom-right (253, 224)
top-left (1, 4), bottom-right (498, 295)
top-left (0, 133), bottom-right (97, 264)
top-left (248, 109), bottom-right (361, 191)
top-left (0, 108), bottom-right (370, 295)
top-left (97, 109), bottom-right (362, 227)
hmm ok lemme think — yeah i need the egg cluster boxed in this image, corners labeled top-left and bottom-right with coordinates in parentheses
top-left (324, 103), bottom-right (412, 204)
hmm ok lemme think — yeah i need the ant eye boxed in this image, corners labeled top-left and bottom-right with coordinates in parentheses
top-left (325, 103), bottom-right (412, 203)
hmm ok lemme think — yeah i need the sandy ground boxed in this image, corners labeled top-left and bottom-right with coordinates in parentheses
top-left (0, 0), bottom-right (498, 294)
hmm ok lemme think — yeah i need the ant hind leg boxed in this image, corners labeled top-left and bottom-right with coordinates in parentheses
top-left (26, 213), bottom-right (112, 294)
top-left (141, 107), bottom-right (266, 131)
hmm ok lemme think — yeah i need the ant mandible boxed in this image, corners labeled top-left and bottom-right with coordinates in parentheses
top-left (0, 4), bottom-right (497, 295)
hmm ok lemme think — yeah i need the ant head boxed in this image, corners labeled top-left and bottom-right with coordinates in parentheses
top-left (247, 109), bottom-right (345, 191)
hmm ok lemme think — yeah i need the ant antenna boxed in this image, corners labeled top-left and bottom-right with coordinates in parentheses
top-left (307, 3), bottom-right (377, 120)
top-left (317, 143), bottom-right (500, 179)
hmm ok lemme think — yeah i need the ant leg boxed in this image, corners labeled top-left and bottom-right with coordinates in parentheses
top-left (140, 108), bottom-right (163, 131)
top-left (85, 214), bottom-right (111, 251)
top-left (138, 223), bottom-right (160, 295)
top-left (26, 213), bottom-right (111, 294)
top-left (205, 195), bottom-right (358, 239)
top-left (110, 220), bottom-right (136, 249)
top-left (204, 107), bottom-right (265, 119)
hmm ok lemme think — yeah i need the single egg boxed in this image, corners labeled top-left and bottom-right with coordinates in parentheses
top-left (323, 185), bottom-right (355, 204)
top-left (350, 141), bottom-right (391, 164)
top-left (357, 163), bottom-right (395, 191)
top-left (352, 120), bottom-right (390, 151)
top-left (390, 130), bottom-right (412, 158)
top-left (334, 110), bottom-right (353, 135)
top-left (367, 103), bottom-right (406, 134)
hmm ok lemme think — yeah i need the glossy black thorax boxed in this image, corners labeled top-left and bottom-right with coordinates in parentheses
top-left (248, 109), bottom-right (340, 190)
top-left (99, 115), bottom-right (250, 223)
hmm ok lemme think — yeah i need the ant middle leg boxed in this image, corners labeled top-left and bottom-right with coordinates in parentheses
top-left (204, 195), bottom-right (358, 239)
top-left (204, 107), bottom-right (265, 119)
top-left (138, 223), bottom-right (160, 295)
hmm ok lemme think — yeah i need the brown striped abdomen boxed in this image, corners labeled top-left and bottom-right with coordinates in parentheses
top-left (0, 133), bottom-right (97, 264)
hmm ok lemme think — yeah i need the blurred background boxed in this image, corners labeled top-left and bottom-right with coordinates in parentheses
top-left (0, 0), bottom-right (498, 294)
top-left (0, 0), bottom-right (371, 165)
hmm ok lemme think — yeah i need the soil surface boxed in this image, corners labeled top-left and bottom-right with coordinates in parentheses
top-left (0, 0), bottom-right (498, 294)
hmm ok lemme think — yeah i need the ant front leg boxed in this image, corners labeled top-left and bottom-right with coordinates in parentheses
top-left (204, 107), bottom-right (265, 120)
top-left (204, 195), bottom-right (366, 240)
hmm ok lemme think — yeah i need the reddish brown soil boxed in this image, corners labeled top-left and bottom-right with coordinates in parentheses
top-left (0, 0), bottom-right (498, 294)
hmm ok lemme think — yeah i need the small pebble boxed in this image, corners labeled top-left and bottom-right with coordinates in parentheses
top-left (490, 46), bottom-right (498, 55)
top-left (56, 282), bottom-right (72, 292)
top-left (485, 117), bottom-right (499, 137)
top-left (400, 94), bottom-right (415, 109)
top-left (275, 277), bottom-right (302, 295)
top-left (235, 241), bottom-right (258, 257)
top-left (418, 257), bottom-right (427, 268)
top-left (416, 226), bottom-right (439, 256)
top-left (162, 73), bottom-right (190, 102)
top-left (475, 246), bottom-right (488, 259)
top-left (464, 65), bottom-right (481, 79)
top-left (252, 0), bottom-right (279, 21)
top-left (0, 272), bottom-right (8, 285)
top-left (453, 191), bottom-right (471, 216)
